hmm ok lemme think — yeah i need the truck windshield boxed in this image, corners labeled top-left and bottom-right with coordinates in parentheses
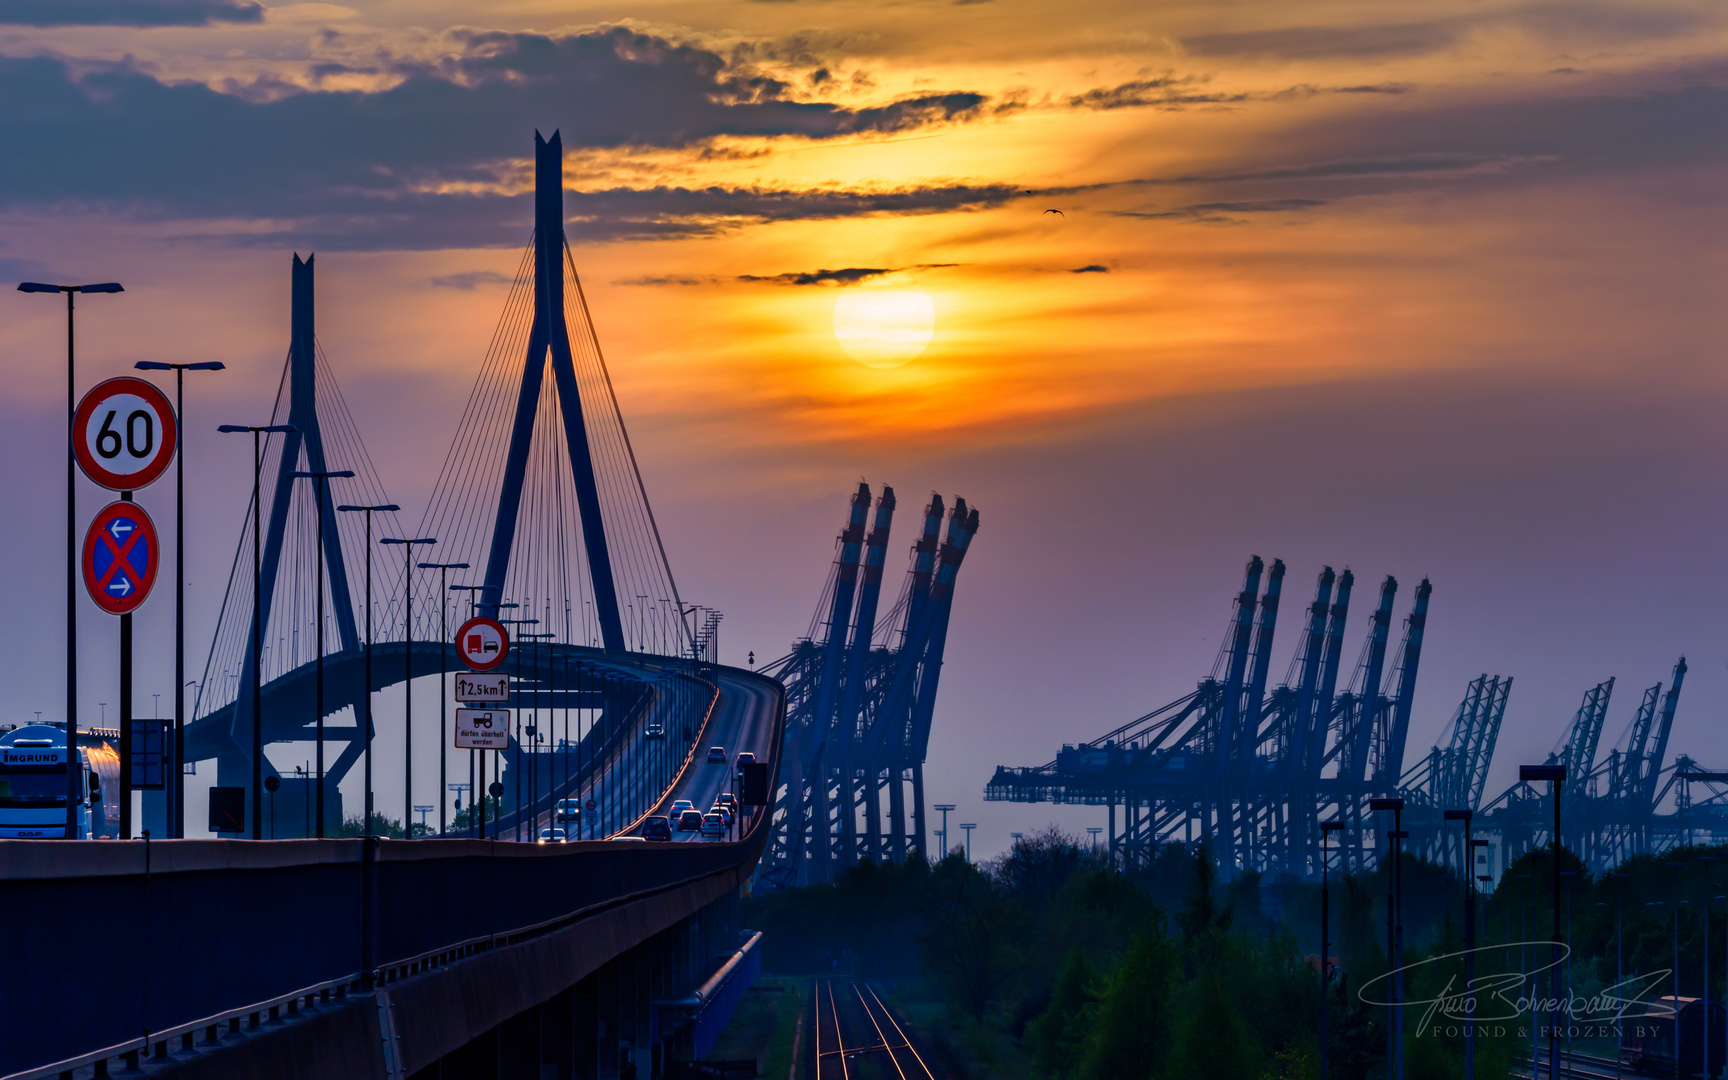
top-left (0, 767), bottom-right (69, 805)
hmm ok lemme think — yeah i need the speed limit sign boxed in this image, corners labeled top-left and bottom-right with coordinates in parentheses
top-left (72, 377), bottom-right (178, 491)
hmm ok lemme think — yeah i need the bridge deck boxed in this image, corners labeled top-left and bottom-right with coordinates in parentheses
top-left (0, 665), bottom-right (784, 1080)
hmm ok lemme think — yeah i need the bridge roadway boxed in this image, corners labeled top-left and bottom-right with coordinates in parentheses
top-left (491, 660), bottom-right (777, 844)
top-left (0, 664), bottom-right (785, 1080)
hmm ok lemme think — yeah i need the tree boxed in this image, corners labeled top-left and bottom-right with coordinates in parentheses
top-left (1167, 969), bottom-right (1260, 1080)
top-left (1078, 931), bottom-right (1177, 1080)
top-left (920, 854), bottom-right (1018, 1021)
top-left (1026, 947), bottom-right (1096, 1077)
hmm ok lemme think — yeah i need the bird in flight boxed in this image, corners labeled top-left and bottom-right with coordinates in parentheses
top-left (1044, 209), bottom-right (1065, 216)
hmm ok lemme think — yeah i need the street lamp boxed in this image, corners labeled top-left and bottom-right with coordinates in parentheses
top-left (413, 805), bottom-right (433, 835)
top-left (1444, 809), bottom-right (1477, 1080)
top-left (1611, 872), bottom-right (1628, 1080)
top-left (219, 422), bottom-right (298, 839)
top-left (134, 359), bottom-right (224, 837)
top-left (380, 536), bottom-right (435, 834)
top-left (1371, 796), bottom-right (1406, 1080)
top-left (289, 468), bottom-right (354, 837)
top-left (20, 279), bottom-right (123, 836)
top-left (960, 823), bottom-right (976, 863)
top-left (934, 804), bottom-right (956, 858)
top-left (1520, 763), bottom-right (1567, 1080)
top-left (419, 561), bottom-right (469, 836)
top-left (1321, 819), bottom-right (1344, 1080)
top-left (337, 502), bottom-right (399, 838)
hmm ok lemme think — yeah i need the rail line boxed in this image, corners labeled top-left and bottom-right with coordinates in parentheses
top-left (811, 979), bottom-right (939, 1080)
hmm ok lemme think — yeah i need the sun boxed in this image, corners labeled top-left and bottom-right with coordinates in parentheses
top-left (832, 288), bottom-right (936, 369)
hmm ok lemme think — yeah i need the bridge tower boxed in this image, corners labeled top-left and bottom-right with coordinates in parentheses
top-left (213, 254), bottom-right (361, 833)
top-left (480, 130), bottom-right (627, 653)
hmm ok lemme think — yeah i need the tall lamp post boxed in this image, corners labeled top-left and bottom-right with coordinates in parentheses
top-left (960, 823), bottom-right (976, 863)
top-left (20, 279), bottom-right (123, 837)
top-left (1320, 819), bottom-right (1344, 1080)
top-left (934, 804), bottom-right (956, 858)
top-left (419, 561), bottom-right (468, 836)
top-left (1520, 763), bottom-right (1567, 1080)
top-left (1610, 872), bottom-right (1628, 1080)
top-left (380, 536), bottom-right (436, 834)
top-left (337, 503), bottom-right (399, 837)
top-left (1444, 809), bottom-right (1476, 1080)
top-left (290, 468), bottom-right (354, 837)
top-left (135, 359), bottom-right (225, 837)
top-left (219, 422), bottom-right (298, 839)
top-left (1371, 796), bottom-right (1406, 1080)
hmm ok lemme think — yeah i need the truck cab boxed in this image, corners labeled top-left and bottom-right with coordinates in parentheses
top-left (0, 724), bottom-right (119, 839)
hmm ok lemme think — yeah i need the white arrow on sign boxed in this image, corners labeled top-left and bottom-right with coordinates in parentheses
top-left (109, 576), bottom-right (132, 596)
top-left (108, 520), bottom-right (133, 542)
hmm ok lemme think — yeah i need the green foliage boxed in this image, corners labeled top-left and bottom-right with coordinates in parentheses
top-left (335, 811), bottom-right (404, 838)
top-left (1078, 932), bottom-right (1177, 1080)
top-left (1025, 948), bottom-right (1096, 1078)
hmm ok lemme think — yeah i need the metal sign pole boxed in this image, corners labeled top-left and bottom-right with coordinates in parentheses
top-left (120, 489), bottom-right (134, 838)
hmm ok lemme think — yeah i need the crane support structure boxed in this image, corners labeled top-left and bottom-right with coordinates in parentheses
top-left (990, 564), bottom-right (1719, 879)
top-left (754, 489), bottom-right (980, 891)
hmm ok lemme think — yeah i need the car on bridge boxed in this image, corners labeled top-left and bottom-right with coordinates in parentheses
top-left (554, 799), bottom-right (580, 825)
top-left (641, 818), bottom-right (672, 842)
top-left (700, 812), bottom-right (725, 838)
top-left (710, 804), bottom-right (732, 827)
top-left (716, 792), bottom-right (737, 813)
top-left (677, 809), bottom-right (704, 831)
top-left (734, 751), bottom-right (755, 766)
top-left (645, 722), bottom-right (665, 738)
top-left (668, 799), bottom-right (694, 823)
top-left (537, 827), bottom-right (568, 844)
top-left (706, 746), bottom-right (727, 764)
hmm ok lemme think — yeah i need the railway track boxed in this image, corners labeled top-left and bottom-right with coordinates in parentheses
top-left (1514, 1047), bottom-right (1645, 1080)
top-left (811, 979), bottom-right (940, 1080)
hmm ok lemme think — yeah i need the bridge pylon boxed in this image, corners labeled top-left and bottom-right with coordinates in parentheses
top-left (478, 130), bottom-right (627, 653)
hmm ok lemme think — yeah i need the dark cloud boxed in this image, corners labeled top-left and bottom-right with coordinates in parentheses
top-left (429, 270), bottom-right (513, 290)
top-left (0, 0), bottom-right (261, 26)
top-left (1069, 76), bottom-right (1414, 111)
top-left (1070, 264), bottom-right (1108, 273)
top-left (1068, 76), bottom-right (1247, 111)
top-left (0, 29), bottom-right (992, 248)
top-left (1115, 198), bottom-right (1329, 224)
top-left (740, 266), bottom-right (889, 285)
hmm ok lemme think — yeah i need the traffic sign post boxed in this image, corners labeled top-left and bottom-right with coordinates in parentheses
top-left (454, 616), bottom-right (510, 672)
top-left (83, 499), bottom-right (161, 840)
top-left (73, 377), bottom-right (177, 492)
top-left (82, 502), bottom-right (159, 615)
top-left (455, 708), bottom-right (511, 750)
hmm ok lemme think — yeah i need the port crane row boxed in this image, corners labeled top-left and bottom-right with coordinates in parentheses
top-left (986, 556), bottom-right (1720, 880)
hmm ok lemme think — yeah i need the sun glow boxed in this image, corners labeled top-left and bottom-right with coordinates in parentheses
top-left (832, 288), bottom-right (937, 369)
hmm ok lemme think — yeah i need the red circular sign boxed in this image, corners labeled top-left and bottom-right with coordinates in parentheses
top-left (72, 377), bottom-right (178, 491)
top-left (82, 502), bottom-right (160, 615)
top-left (455, 616), bottom-right (510, 671)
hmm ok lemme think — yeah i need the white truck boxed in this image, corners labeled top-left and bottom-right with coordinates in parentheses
top-left (0, 724), bottom-right (119, 838)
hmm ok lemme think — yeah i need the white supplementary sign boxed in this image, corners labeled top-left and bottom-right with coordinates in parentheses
top-left (455, 708), bottom-right (511, 750)
top-left (454, 672), bottom-right (509, 702)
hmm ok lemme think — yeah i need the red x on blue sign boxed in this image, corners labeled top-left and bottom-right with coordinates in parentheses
top-left (82, 502), bottom-right (159, 615)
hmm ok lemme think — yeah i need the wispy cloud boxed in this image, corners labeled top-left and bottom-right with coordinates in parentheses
top-left (429, 270), bottom-right (514, 290)
top-left (1070, 264), bottom-right (1109, 273)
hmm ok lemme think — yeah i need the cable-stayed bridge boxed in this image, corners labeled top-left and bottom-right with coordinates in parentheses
top-left (2, 131), bottom-right (786, 1080)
